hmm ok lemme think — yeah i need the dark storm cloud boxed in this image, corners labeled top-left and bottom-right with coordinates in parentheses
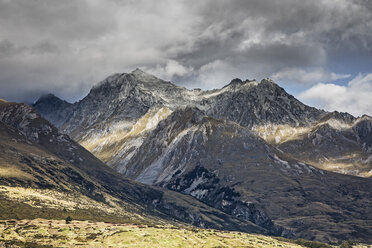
top-left (0, 0), bottom-right (371, 104)
top-left (148, 0), bottom-right (372, 89)
top-left (0, 40), bottom-right (17, 58)
top-left (0, 1), bottom-right (115, 40)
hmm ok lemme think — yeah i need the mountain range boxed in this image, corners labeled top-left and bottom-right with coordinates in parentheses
top-left (34, 69), bottom-right (372, 178)
top-left (1, 69), bottom-right (371, 243)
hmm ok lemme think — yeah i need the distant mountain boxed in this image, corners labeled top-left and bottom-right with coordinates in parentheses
top-left (32, 93), bottom-right (73, 128)
top-left (271, 113), bottom-right (372, 177)
top-left (34, 69), bottom-right (372, 243)
top-left (0, 100), bottom-right (277, 235)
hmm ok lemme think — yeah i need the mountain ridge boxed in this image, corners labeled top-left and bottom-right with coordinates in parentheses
top-left (34, 69), bottom-right (372, 178)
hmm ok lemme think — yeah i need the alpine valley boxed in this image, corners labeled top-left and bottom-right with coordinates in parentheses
top-left (1, 69), bottom-right (371, 246)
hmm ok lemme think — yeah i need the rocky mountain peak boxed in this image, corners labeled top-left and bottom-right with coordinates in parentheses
top-left (132, 67), bottom-right (144, 73)
top-left (36, 93), bottom-right (59, 101)
top-left (223, 78), bottom-right (259, 90)
top-left (131, 68), bottom-right (159, 82)
top-left (88, 69), bottom-right (177, 102)
top-left (0, 102), bottom-right (58, 143)
top-left (318, 111), bottom-right (356, 125)
top-left (33, 94), bottom-right (73, 128)
top-left (255, 78), bottom-right (283, 93)
top-left (360, 114), bottom-right (372, 119)
top-left (34, 93), bottom-right (71, 109)
top-left (205, 76), bottom-right (324, 127)
top-left (260, 77), bottom-right (276, 84)
top-left (225, 78), bottom-right (244, 87)
top-left (130, 68), bottom-right (181, 91)
top-left (89, 73), bottom-right (128, 96)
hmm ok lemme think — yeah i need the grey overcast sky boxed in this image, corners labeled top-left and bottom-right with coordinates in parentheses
top-left (0, 0), bottom-right (372, 116)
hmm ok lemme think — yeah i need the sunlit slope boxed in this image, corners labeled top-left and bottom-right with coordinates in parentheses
top-left (79, 106), bottom-right (172, 171)
top-left (0, 104), bottom-right (160, 224)
top-left (0, 219), bottom-right (305, 248)
top-left (253, 115), bottom-right (372, 177)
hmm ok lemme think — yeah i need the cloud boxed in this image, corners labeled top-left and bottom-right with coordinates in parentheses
top-left (196, 60), bottom-right (236, 89)
top-left (271, 68), bottom-right (351, 85)
top-left (145, 60), bottom-right (193, 81)
top-left (299, 73), bottom-right (372, 117)
top-left (0, 0), bottom-right (371, 103)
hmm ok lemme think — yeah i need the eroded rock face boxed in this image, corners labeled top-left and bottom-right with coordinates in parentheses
top-left (353, 116), bottom-right (372, 150)
top-left (165, 165), bottom-right (287, 236)
top-left (0, 101), bottom-right (59, 143)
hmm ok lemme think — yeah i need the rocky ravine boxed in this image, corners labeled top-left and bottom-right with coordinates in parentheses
top-left (34, 69), bottom-right (372, 243)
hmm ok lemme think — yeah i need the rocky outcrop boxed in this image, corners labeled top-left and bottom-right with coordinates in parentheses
top-left (205, 78), bottom-right (324, 127)
top-left (165, 165), bottom-right (288, 236)
top-left (353, 116), bottom-right (372, 150)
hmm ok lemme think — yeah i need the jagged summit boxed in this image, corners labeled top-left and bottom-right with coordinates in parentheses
top-left (0, 101), bottom-right (58, 143)
top-left (224, 78), bottom-right (244, 87)
top-left (132, 67), bottom-right (144, 73)
top-left (34, 93), bottom-right (71, 106)
top-left (222, 77), bottom-right (275, 89)
top-left (223, 78), bottom-right (259, 89)
top-left (131, 68), bottom-right (163, 83)
top-left (36, 93), bottom-right (59, 101)
top-left (260, 77), bottom-right (276, 84)
top-left (33, 93), bottom-right (73, 128)
top-left (317, 110), bottom-right (356, 124)
top-left (91, 68), bottom-right (176, 93)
